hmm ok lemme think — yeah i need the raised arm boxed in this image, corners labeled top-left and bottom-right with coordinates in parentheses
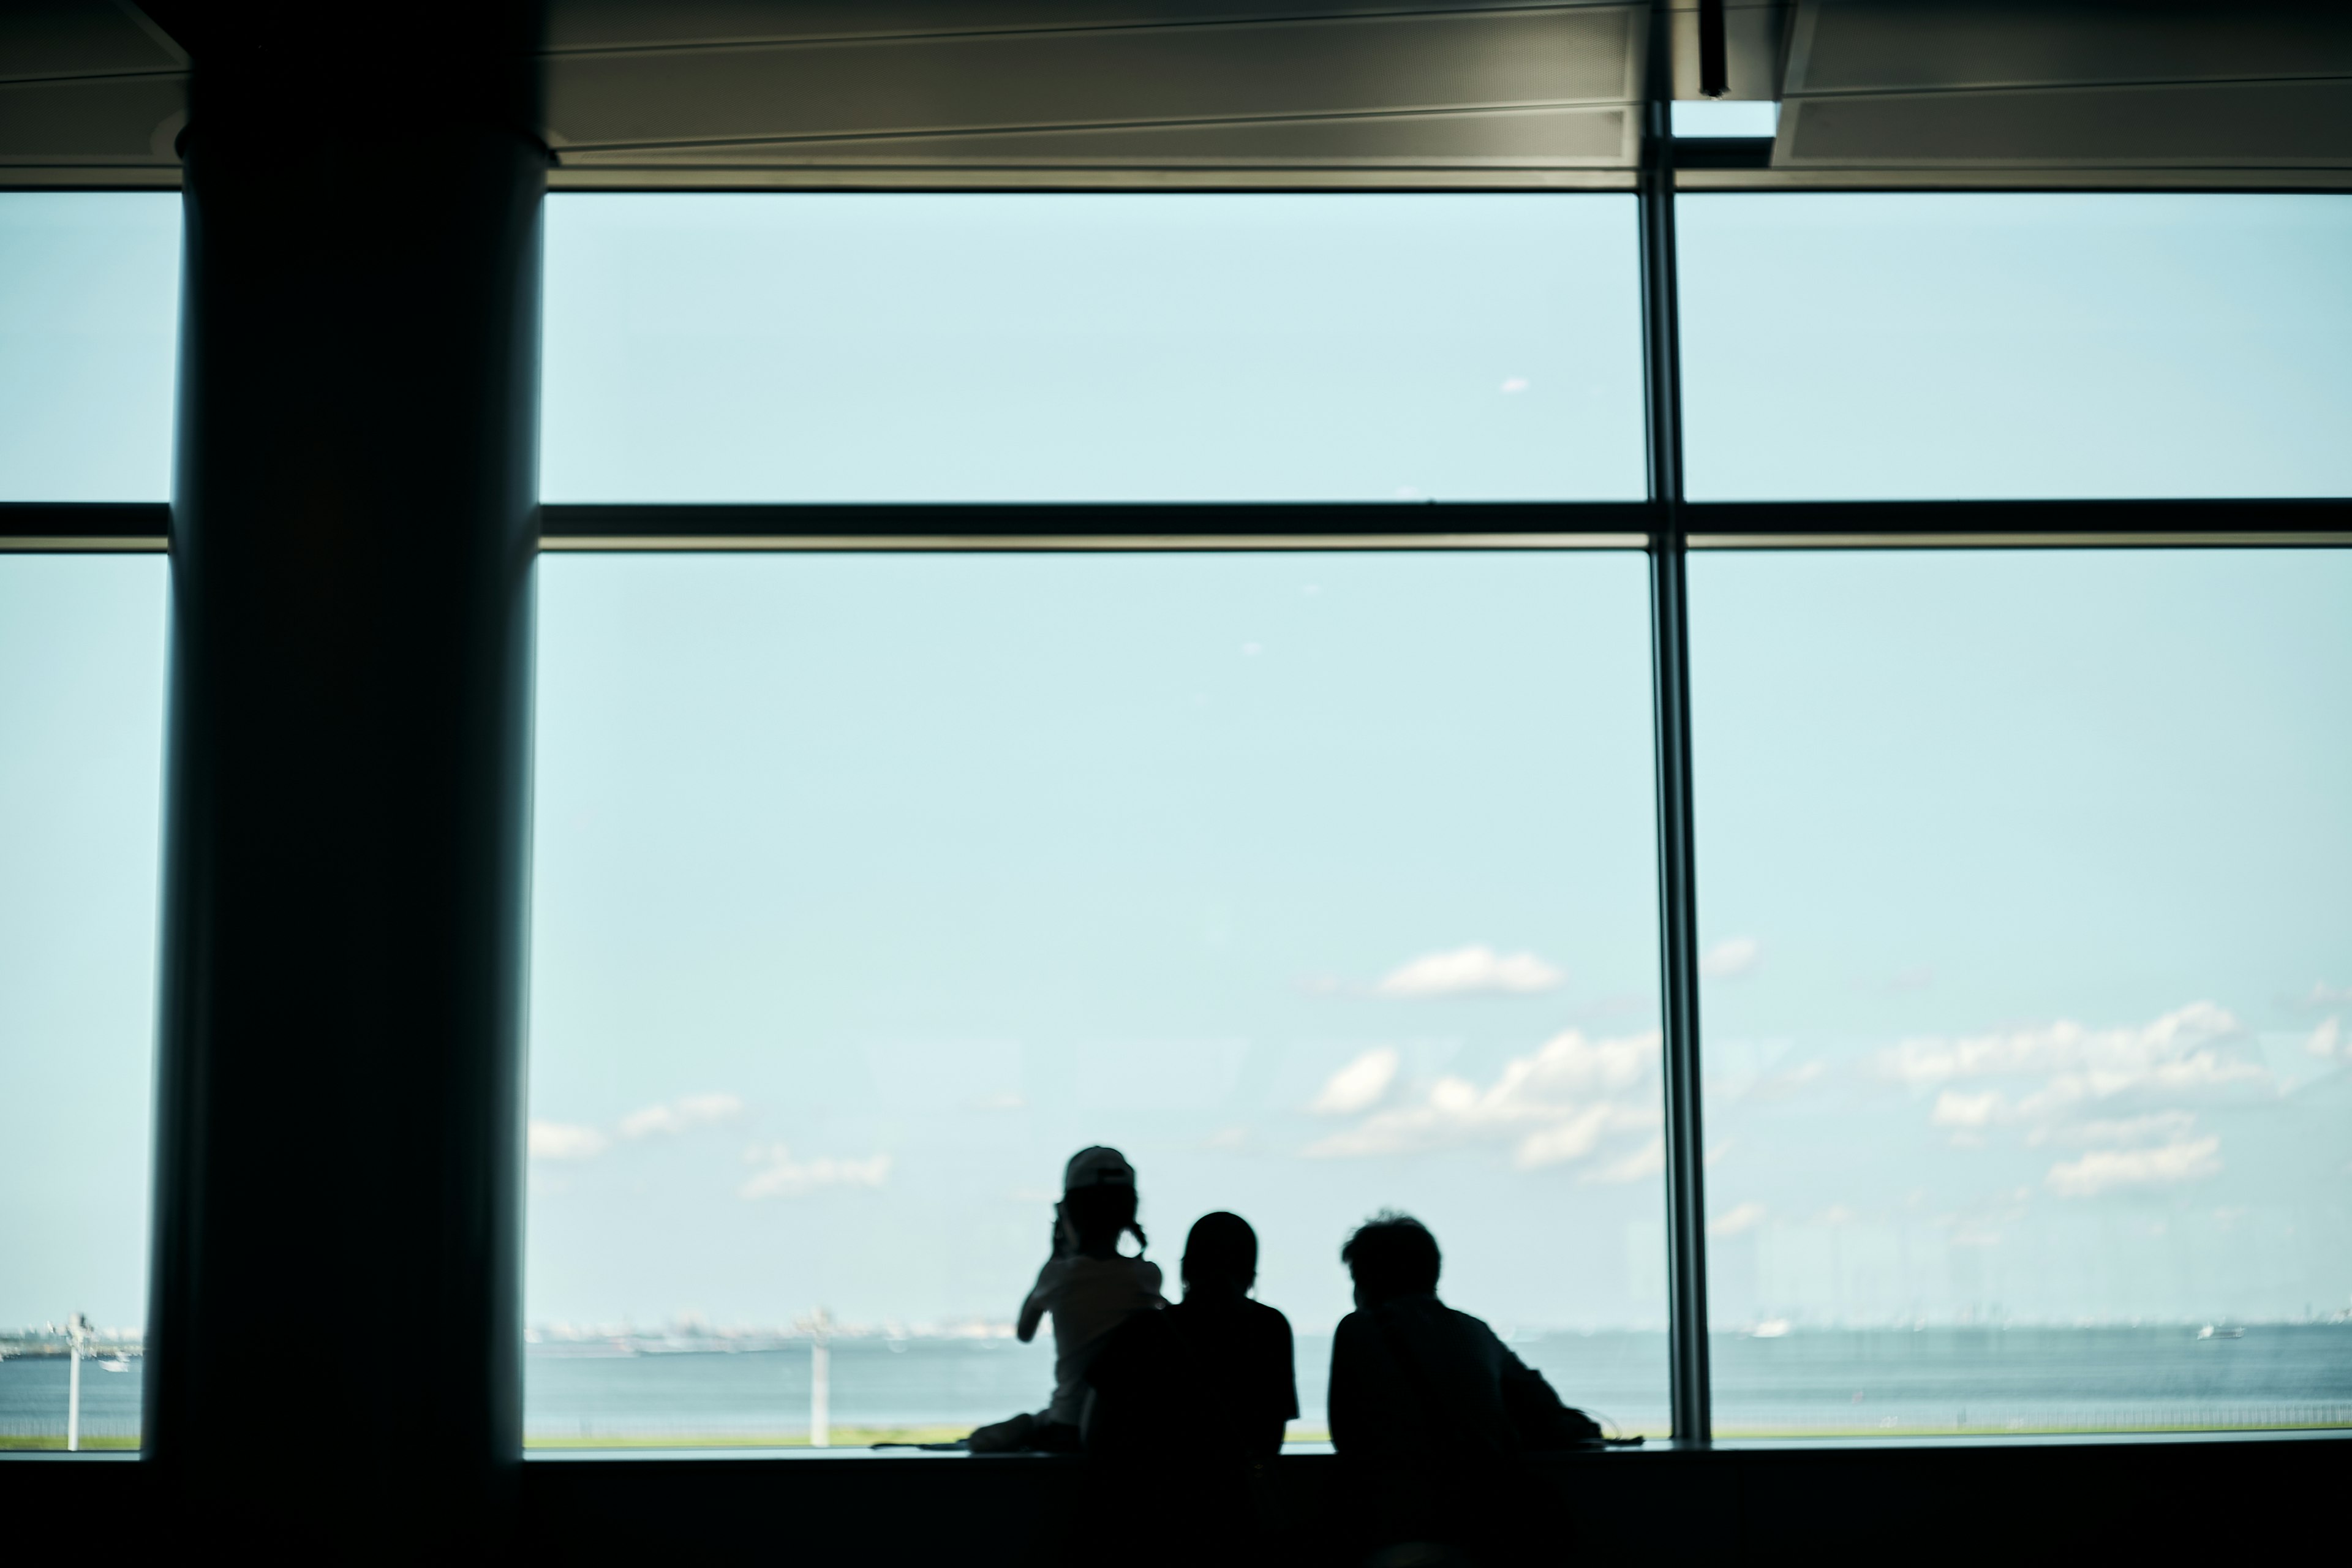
top-left (1016, 1257), bottom-right (1061, 1343)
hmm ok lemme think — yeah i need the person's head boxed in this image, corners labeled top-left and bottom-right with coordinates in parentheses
top-left (1181, 1211), bottom-right (1257, 1300)
top-left (1062, 1145), bottom-right (1147, 1257)
top-left (1341, 1211), bottom-right (1441, 1307)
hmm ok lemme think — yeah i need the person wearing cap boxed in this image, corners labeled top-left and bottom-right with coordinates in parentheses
top-left (966, 1146), bottom-right (1164, 1453)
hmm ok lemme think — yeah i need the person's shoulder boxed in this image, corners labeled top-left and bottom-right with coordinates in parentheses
top-left (1240, 1297), bottom-right (1292, 1336)
top-left (1030, 1253), bottom-right (1079, 1297)
top-left (1423, 1296), bottom-right (1488, 1331)
top-left (1436, 1300), bottom-right (1507, 1344)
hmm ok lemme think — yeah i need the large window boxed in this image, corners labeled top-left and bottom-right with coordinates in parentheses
top-left (525, 549), bottom-right (1668, 1444)
top-left (4, 184), bottom-right (2348, 1459)
top-left (541, 194), bottom-right (1646, 503)
top-left (1691, 549), bottom-right (2352, 1434)
top-left (0, 557), bottom-right (169, 1451)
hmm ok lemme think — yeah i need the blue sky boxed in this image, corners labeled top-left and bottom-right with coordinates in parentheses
top-left (523, 549), bottom-right (1663, 1339)
top-left (1, 192), bottom-right (2348, 1351)
top-left (0, 195), bottom-right (178, 503)
top-left (0, 556), bottom-right (167, 1332)
top-left (1678, 194), bottom-right (2352, 500)
top-left (541, 194), bottom-right (1646, 503)
top-left (1691, 549), bottom-right (2352, 1327)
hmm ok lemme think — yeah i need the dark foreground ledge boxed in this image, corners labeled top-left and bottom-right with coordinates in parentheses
top-left (9, 1433), bottom-right (2343, 1561)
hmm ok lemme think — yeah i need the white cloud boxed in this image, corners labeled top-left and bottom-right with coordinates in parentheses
top-left (1699, 937), bottom-right (1761, 979)
top-left (2307, 1016), bottom-right (2342, 1060)
top-left (737, 1144), bottom-right (892, 1200)
top-left (528, 1120), bottom-right (608, 1161)
top-left (974, 1091), bottom-right (1027, 1111)
top-left (1930, 1090), bottom-right (2003, 1129)
top-left (2044, 1110), bottom-right (2199, 1148)
top-left (1881, 1003), bottom-right (2260, 1107)
top-left (1499, 377), bottom-right (1531, 394)
top-left (1884, 1005), bottom-right (2266, 1178)
top-left (2046, 1136), bottom-right (2221, 1197)
top-left (1303, 1028), bottom-right (1659, 1172)
top-left (1586, 1134), bottom-right (1664, 1184)
top-left (1514, 1106), bottom-right (1613, 1169)
top-left (2308, 982), bottom-right (2352, 1006)
top-left (1310, 1047), bottom-right (1401, 1115)
top-left (620, 1092), bottom-right (744, 1140)
top-left (1373, 945), bottom-right (1564, 998)
top-left (1708, 1201), bottom-right (1767, 1238)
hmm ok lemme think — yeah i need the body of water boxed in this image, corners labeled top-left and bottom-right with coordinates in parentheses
top-left (518, 1324), bottom-right (2352, 1445)
top-left (0, 1355), bottom-right (143, 1447)
top-left (7, 1325), bottom-right (2348, 1447)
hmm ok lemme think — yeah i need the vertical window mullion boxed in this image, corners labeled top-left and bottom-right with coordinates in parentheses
top-left (1641, 2), bottom-right (1714, 1446)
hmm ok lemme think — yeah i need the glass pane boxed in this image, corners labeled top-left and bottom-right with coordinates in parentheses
top-left (1678, 195), bottom-right (2352, 500)
top-left (526, 549), bottom-right (1667, 1446)
top-left (0, 195), bottom-right (180, 502)
top-left (0, 556), bottom-right (168, 1450)
top-left (1692, 549), bottom-right (2352, 1436)
top-left (541, 194), bottom-right (1646, 503)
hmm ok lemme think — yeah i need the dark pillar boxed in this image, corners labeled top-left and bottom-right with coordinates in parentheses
top-left (145, 7), bottom-right (545, 1545)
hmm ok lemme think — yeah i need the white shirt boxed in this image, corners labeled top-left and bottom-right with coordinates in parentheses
top-left (1018, 1252), bottom-right (1165, 1425)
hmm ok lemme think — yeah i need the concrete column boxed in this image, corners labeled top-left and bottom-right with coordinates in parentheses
top-left (144, 6), bottom-right (545, 1545)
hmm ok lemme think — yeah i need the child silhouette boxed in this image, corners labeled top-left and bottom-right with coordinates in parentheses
top-left (965, 1146), bottom-right (1164, 1453)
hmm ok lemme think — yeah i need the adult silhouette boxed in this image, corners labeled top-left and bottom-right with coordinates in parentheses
top-left (1081, 1211), bottom-right (1297, 1565)
top-left (1327, 1212), bottom-right (1600, 1566)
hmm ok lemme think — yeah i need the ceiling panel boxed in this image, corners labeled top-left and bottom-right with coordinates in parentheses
top-left (0, 0), bottom-right (181, 85)
top-left (4, 1), bottom-right (2348, 190)
top-left (553, 104), bottom-right (1638, 169)
top-left (1787, 1), bottom-right (2352, 96)
top-left (545, 7), bottom-right (1644, 164)
top-left (547, 0), bottom-right (1619, 51)
top-left (0, 72), bottom-right (183, 165)
top-left (1759, 1), bottom-right (2352, 179)
top-left (0, 1), bottom-right (183, 182)
top-left (1781, 78), bottom-right (2352, 167)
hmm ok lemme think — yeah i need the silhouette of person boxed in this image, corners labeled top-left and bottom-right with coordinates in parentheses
top-left (967, 1146), bottom-right (1163, 1454)
top-left (1327, 1212), bottom-right (1599, 1565)
top-left (1085, 1210), bottom-right (1298, 1455)
top-left (1080, 1210), bottom-right (1298, 1565)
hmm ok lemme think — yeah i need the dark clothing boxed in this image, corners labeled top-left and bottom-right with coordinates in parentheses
top-left (1330, 1294), bottom-right (1591, 1463)
top-left (1085, 1293), bottom-right (1297, 1459)
top-left (1082, 1294), bottom-right (1298, 1567)
top-left (1329, 1294), bottom-right (1593, 1562)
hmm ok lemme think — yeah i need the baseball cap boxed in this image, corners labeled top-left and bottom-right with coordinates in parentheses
top-left (1063, 1145), bottom-right (1136, 1192)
